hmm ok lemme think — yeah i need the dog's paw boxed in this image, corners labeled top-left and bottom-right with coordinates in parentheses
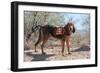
top-left (42, 52), bottom-right (46, 55)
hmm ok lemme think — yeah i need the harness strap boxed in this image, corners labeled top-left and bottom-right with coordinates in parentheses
top-left (55, 27), bottom-right (65, 35)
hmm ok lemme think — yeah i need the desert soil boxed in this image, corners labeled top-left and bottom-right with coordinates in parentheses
top-left (24, 45), bottom-right (90, 62)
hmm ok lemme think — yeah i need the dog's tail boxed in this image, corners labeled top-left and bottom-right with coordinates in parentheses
top-left (26, 25), bottom-right (41, 40)
top-left (32, 25), bottom-right (41, 32)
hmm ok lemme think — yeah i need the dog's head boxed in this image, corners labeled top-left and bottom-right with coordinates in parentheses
top-left (64, 22), bottom-right (75, 35)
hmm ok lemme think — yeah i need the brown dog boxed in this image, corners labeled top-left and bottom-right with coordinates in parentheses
top-left (27, 22), bottom-right (75, 56)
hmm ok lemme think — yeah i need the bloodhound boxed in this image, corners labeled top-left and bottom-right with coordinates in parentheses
top-left (27, 22), bottom-right (75, 56)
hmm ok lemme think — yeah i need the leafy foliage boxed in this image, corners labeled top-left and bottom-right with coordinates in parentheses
top-left (24, 11), bottom-right (65, 37)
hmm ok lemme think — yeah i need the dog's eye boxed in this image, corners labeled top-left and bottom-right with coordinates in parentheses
top-left (69, 26), bottom-right (73, 31)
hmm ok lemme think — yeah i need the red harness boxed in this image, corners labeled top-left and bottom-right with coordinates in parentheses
top-left (55, 27), bottom-right (65, 35)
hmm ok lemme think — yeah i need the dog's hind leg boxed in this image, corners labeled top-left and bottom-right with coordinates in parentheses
top-left (34, 28), bottom-right (42, 52)
top-left (41, 36), bottom-right (49, 55)
top-left (34, 38), bottom-right (42, 52)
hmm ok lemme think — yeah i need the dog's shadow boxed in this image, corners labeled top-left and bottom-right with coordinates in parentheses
top-left (72, 45), bottom-right (90, 52)
top-left (25, 52), bottom-right (54, 61)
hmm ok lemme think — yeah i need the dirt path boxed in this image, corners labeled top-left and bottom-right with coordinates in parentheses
top-left (24, 45), bottom-right (90, 62)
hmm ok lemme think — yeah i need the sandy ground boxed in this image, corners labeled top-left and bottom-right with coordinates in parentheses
top-left (24, 45), bottom-right (90, 62)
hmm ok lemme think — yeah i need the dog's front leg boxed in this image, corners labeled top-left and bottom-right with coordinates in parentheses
top-left (66, 36), bottom-right (71, 55)
top-left (61, 39), bottom-right (65, 56)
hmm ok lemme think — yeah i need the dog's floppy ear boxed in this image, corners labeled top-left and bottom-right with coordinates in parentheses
top-left (72, 25), bottom-right (75, 33)
top-left (69, 23), bottom-right (75, 33)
